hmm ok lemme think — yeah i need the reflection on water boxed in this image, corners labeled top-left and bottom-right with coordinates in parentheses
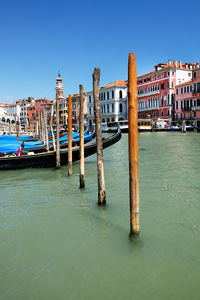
top-left (0, 132), bottom-right (200, 300)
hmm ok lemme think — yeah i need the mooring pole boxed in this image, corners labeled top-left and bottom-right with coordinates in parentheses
top-left (45, 110), bottom-right (49, 151)
top-left (68, 94), bottom-right (72, 176)
top-left (182, 120), bottom-right (186, 133)
top-left (128, 53), bottom-right (139, 237)
top-left (16, 117), bottom-right (20, 141)
top-left (93, 68), bottom-right (106, 205)
top-left (56, 95), bottom-right (60, 168)
top-left (79, 85), bottom-right (85, 188)
top-left (50, 105), bottom-right (56, 150)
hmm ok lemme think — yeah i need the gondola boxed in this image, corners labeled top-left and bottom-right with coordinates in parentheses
top-left (0, 128), bottom-right (121, 170)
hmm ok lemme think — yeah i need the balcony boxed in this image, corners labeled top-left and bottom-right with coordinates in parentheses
top-left (138, 106), bottom-right (159, 112)
top-left (138, 90), bottom-right (159, 98)
top-left (191, 106), bottom-right (200, 111)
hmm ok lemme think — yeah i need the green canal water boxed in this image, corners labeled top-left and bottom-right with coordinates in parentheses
top-left (0, 133), bottom-right (200, 300)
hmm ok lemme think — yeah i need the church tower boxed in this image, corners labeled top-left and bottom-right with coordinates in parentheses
top-left (55, 72), bottom-right (64, 99)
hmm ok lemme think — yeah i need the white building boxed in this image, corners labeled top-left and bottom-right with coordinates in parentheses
top-left (86, 80), bottom-right (128, 128)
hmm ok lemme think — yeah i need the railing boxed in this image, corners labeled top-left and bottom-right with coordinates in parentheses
top-left (138, 90), bottom-right (159, 98)
top-left (191, 106), bottom-right (200, 111)
top-left (138, 106), bottom-right (159, 112)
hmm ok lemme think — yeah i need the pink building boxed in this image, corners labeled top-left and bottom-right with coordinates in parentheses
top-left (174, 65), bottom-right (200, 122)
top-left (175, 80), bottom-right (193, 120)
top-left (137, 60), bottom-right (197, 124)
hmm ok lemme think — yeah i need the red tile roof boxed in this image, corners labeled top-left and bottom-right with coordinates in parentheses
top-left (102, 80), bottom-right (127, 88)
top-left (176, 80), bottom-right (192, 87)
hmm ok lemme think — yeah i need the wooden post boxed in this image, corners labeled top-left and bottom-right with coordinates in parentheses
top-left (79, 85), bottom-right (85, 188)
top-left (16, 117), bottom-right (20, 141)
top-left (194, 120), bottom-right (197, 133)
top-left (56, 95), bottom-right (60, 168)
top-left (182, 120), bottom-right (186, 133)
top-left (93, 68), bottom-right (106, 205)
top-left (9, 122), bottom-right (11, 135)
top-left (68, 94), bottom-right (72, 176)
top-left (50, 105), bottom-right (56, 150)
top-left (44, 110), bottom-right (49, 151)
top-left (128, 53), bottom-right (139, 237)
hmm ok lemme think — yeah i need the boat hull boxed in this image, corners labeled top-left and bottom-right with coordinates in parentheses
top-left (0, 129), bottom-right (121, 170)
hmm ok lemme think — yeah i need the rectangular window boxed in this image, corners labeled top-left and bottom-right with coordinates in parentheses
top-left (107, 104), bottom-right (109, 113)
top-left (176, 88), bottom-right (178, 95)
top-left (184, 87), bottom-right (186, 93)
top-left (176, 101), bottom-right (178, 109)
top-left (194, 72), bottom-right (196, 79)
top-left (187, 86), bottom-right (189, 93)
top-left (181, 87), bottom-right (183, 94)
top-left (161, 96), bottom-right (164, 106)
top-left (112, 90), bottom-right (114, 98)
top-left (161, 73), bottom-right (164, 78)
top-left (112, 103), bottom-right (114, 112)
top-left (190, 85), bottom-right (192, 92)
top-left (157, 74), bottom-right (159, 79)
top-left (161, 83), bottom-right (164, 90)
top-left (107, 92), bottom-right (109, 99)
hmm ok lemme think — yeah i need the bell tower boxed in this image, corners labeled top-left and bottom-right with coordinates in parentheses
top-left (55, 72), bottom-right (64, 99)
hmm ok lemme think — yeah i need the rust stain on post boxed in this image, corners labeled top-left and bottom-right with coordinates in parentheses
top-left (93, 68), bottom-right (106, 205)
top-left (128, 53), bottom-right (139, 237)
top-left (68, 94), bottom-right (72, 176)
top-left (79, 85), bottom-right (85, 188)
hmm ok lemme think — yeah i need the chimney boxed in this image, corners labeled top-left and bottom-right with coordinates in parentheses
top-left (179, 61), bottom-right (182, 68)
top-left (174, 61), bottom-right (177, 67)
top-left (185, 64), bottom-right (188, 69)
top-left (189, 65), bottom-right (193, 70)
top-left (169, 60), bottom-right (172, 66)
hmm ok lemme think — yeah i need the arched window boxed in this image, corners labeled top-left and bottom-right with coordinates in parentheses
top-left (107, 118), bottom-right (110, 123)
top-left (102, 118), bottom-right (105, 123)
top-left (119, 103), bottom-right (123, 113)
top-left (119, 90), bottom-right (123, 99)
top-left (161, 111), bottom-right (163, 117)
top-left (111, 118), bottom-right (115, 122)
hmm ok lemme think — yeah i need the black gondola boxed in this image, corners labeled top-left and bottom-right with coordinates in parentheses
top-left (0, 129), bottom-right (121, 170)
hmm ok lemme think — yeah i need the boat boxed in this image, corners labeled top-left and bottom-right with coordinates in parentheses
top-left (106, 119), bottom-right (152, 133)
top-left (0, 128), bottom-right (121, 170)
top-left (165, 125), bottom-right (182, 132)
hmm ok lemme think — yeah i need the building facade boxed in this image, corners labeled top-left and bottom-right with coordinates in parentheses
top-left (86, 80), bottom-right (127, 128)
top-left (137, 60), bottom-right (196, 124)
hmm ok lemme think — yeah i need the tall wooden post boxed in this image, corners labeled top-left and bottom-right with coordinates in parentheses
top-left (182, 120), bottom-right (186, 133)
top-left (194, 120), bottom-right (197, 133)
top-left (79, 85), bottom-right (85, 188)
top-left (50, 105), bottom-right (56, 150)
top-left (44, 110), bottom-right (49, 151)
top-left (56, 95), bottom-right (60, 168)
top-left (68, 94), bottom-right (72, 176)
top-left (16, 117), bottom-right (20, 141)
top-left (93, 68), bottom-right (106, 205)
top-left (128, 53), bottom-right (139, 237)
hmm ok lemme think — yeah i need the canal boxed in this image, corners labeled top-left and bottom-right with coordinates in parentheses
top-left (0, 132), bottom-right (200, 300)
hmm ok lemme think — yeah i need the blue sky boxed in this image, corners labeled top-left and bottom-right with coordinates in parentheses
top-left (0, 0), bottom-right (200, 102)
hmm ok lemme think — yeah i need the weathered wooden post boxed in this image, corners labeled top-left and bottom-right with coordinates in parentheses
top-left (93, 68), bottom-right (106, 205)
top-left (44, 110), bottom-right (49, 151)
top-left (56, 95), bottom-right (60, 168)
top-left (182, 120), bottom-right (186, 133)
top-left (194, 120), bottom-right (197, 133)
top-left (68, 94), bottom-right (72, 176)
top-left (79, 85), bottom-right (85, 188)
top-left (16, 117), bottom-right (20, 141)
top-left (50, 105), bottom-right (56, 150)
top-left (9, 122), bottom-right (11, 135)
top-left (128, 53), bottom-right (140, 237)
